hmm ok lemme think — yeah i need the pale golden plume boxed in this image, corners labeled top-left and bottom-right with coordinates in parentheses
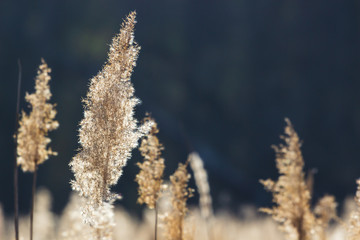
top-left (17, 59), bottom-right (59, 172)
top-left (260, 118), bottom-right (339, 240)
top-left (260, 118), bottom-right (316, 240)
top-left (163, 160), bottom-right (194, 240)
top-left (189, 152), bottom-right (213, 220)
top-left (136, 116), bottom-right (165, 209)
top-left (69, 11), bottom-right (152, 239)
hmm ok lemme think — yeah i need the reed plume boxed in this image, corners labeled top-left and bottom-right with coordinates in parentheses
top-left (189, 152), bottom-right (213, 220)
top-left (69, 11), bottom-right (152, 239)
top-left (17, 59), bottom-right (59, 172)
top-left (261, 119), bottom-right (338, 240)
top-left (16, 59), bottom-right (58, 240)
top-left (136, 116), bottom-right (165, 209)
top-left (260, 118), bottom-right (316, 240)
top-left (136, 116), bottom-right (164, 239)
top-left (163, 161), bottom-right (194, 240)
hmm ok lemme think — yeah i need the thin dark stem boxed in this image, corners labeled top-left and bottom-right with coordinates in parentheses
top-left (30, 163), bottom-right (37, 240)
top-left (13, 59), bottom-right (22, 240)
top-left (155, 202), bottom-right (158, 240)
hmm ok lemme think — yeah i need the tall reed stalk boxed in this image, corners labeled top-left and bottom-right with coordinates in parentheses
top-left (13, 59), bottom-right (22, 240)
top-left (163, 160), bottom-right (193, 240)
top-left (30, 162), bottom-right (37, 240)
top-left (135, 116), bottom-right (165, 240)
top-left (16, 59), bottom-right (58, 240)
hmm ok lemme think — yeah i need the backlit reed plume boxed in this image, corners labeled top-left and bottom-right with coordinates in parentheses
top-left (17, 59), bottom-right (58, 240)
top-left (163, 161), bottom-right (194, 240)
top-left (17, 59), bottom-right (58, 172)
top-left (136, 116), bottom-right (165, 209)
top-left (69, 11), bottom-right (152, 239)
top-left (189, 152), bottom-right (213, 220)
top-left (347, 179), bottom-right (360, 240)
top-left (260, 118), bottom-right (317, 240)
top-left (136, 116), bottom-right (165, 240)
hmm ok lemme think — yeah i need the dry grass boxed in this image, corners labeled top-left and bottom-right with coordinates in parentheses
top-left (260, 118), bottom-right (335, 240)
top-left (8, 10), bottom-right (360, 240)
top-left (17, 59), bottom-right (59, 173)
top-left (136, 116), bottom-right (165, 210)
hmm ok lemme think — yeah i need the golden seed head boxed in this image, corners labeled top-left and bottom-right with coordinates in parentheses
top-left (17, 59), bottom-right (59, 172)
top-left (260, 118), bottom-right (317, 240)
top-left (136, 117), bottom-right (165, 209)
top-left (69, 12), bottom-right (152, 237)
top-left (163, 161), bottom-right (194, 240)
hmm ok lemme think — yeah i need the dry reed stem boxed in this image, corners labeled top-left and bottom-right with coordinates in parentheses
top-left (16, 59), bottom-right (58, 240)
top-left (136, 116), bottom-right (165, 240)
top-left (13, 59), bottom-right (22, 240)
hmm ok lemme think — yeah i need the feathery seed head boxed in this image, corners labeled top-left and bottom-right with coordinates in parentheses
top-left (17, 59), bottom-right (58, 172)
top-left (69, 11), bottom-right (152, 236)
top-left (260, 118), bottom-right (316, 240)
top-left (163, 161), bottom-right (194, 240)
top-left (189, 152), bottom-right (213, 220)
top-left (136, 116), bottom-right (165, 209)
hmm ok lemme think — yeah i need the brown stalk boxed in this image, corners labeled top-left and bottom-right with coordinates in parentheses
top-left (155, 202), bottom-right (158, 240)
top-left (30, 161), bottom-right (38, 240)
top-left (13, 59), bottom-right (22, 240)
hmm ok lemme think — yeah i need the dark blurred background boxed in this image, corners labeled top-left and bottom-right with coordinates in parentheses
top-left (1, 0), bottom-right (360, 216)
